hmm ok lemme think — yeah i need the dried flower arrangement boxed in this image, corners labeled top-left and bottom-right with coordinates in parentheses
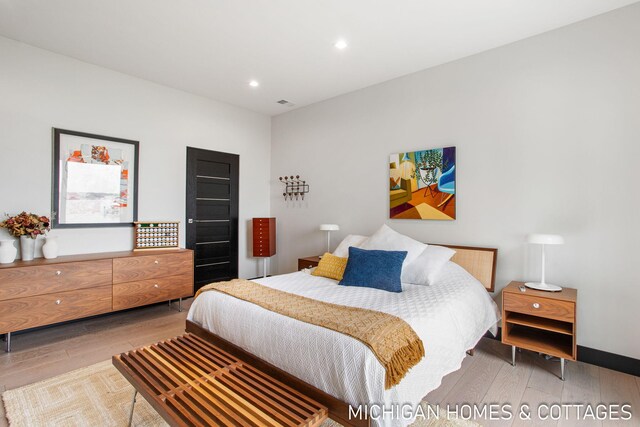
top-left (0, 212), bottom-right (51, 239)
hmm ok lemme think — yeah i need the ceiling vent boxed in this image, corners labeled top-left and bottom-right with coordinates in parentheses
top-left (277, 99), bottom-right (295, 107)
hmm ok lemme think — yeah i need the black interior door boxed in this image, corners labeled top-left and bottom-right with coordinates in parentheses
top-left (186, 147), bottom-right (239, 291)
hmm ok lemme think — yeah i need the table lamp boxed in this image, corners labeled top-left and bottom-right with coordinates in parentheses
top-left (525, 233), bottom-right (564, 292)
top-left (319, 224), bottom-right (339, 253)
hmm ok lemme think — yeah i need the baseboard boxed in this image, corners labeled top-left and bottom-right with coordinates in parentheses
top-left (488, 327), bottom-right (639, 377)
top-left (577, 345), bottom-right (640, 377)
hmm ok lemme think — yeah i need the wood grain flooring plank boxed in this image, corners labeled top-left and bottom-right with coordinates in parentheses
top-left (126, 325), bottom-right (188, 348)
top-left (526, 354), bottom-right (565, 399)
top-left (425, 352), bottom-right (476, 405)
top-left (440, 345), bottom-right (504, 408)
top-left (480, 353), bottom-right (534, 427)
top-left (558, 361), bottom-right (601, 427)
top-left (480, 337), bottom-right (514, 363)
top-left (511, 387), bottom-right (559, 427)
top-left (600, 367), bottom-right (640, 427)
top-left (67, 341), bottom-right (136, 367)
top-left (0, 346), bottom-right (68, 368)
top-left (0, 349), bottom-right (69, 384)
top-left (0, 357), bottom-right (80, 389)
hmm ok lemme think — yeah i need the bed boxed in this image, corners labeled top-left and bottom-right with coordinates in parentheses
top-left (186, 245), bottom-right (501, 427)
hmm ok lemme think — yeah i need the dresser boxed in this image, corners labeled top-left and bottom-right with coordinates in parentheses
top-left (252, 217), bottom-right (276, 257)
top-left (252, 217), bottom-right (276, 278)
top-left (0, 249), bottom-right (193, 352)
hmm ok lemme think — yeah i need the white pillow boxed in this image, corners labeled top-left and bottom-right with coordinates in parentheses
top-left (333, 234), bottom-right (369, 258)
top-left (402, 245), bottom-right (456, 285)
top-left (359, 225), bottom-right (427, 266)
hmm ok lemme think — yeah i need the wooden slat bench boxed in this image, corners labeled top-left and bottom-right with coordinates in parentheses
top-left (113, 333), bottom-right (328, 427)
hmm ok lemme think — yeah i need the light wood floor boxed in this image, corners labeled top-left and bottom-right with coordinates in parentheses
top-left (1, 300), bottom-right (639, 426)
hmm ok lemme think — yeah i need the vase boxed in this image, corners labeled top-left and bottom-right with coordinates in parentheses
top-left (42, 236), bottom-right (59, 259)
top-left (0, 239), bottom-right (17, 264)
top-left (20, 235), bottom-right (36, 261)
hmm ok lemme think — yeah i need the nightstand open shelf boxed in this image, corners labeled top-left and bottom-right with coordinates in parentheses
top-left (503, 323), bottom-right (573, 360)
top-left (505, 312), bottom-right (573, 335)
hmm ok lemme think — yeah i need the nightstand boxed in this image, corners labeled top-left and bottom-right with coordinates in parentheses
top-left (297, 256), bottom-right (321, 271)
top-left (501, 281), bottom-right (577, 380)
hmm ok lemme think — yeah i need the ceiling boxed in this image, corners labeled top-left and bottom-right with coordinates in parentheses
top-left (0, 0), bottom-right (637, 115)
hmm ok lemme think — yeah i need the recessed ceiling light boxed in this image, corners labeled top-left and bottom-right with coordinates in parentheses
top-left (334, 39), bottom-right (348, 50)
top-left (249, 80), bottom-right (259, 88)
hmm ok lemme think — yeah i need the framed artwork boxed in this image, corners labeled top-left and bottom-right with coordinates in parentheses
top-left (389, 146), bottom-right (456, 220)
top-left (52, 128), bottom-right (139, 228)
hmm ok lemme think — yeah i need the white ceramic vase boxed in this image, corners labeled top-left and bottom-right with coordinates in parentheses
top-left (0, 239), bottom-right (17, 264)
top-left (20, 235), bottom-right (36, 261)
top-left (42, 236), bottom-right (59, 259)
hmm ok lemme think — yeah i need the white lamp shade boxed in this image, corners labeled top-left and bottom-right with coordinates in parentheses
top-left (527, 234), bottom-right (564, 245)
top-left (319, 224), bottom-right (340, 231)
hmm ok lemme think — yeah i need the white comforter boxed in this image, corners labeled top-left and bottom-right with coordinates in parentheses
top-left (187, 261), bottom-right (501, 427)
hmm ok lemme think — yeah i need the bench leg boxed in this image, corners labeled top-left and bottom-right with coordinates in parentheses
top-left (128, 390), bottom-right (138, 427)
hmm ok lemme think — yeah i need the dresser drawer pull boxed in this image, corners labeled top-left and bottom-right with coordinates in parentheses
top-left (154, 260), bottom-right (159, 264)
top-left (532, 302), bottom-right (540, 309)
top-left (55, 270), bottom-right (62, 276)
top-left (153, 284), bottom-right (159, 288)
top-left (55, 299), bottom-right (62, 305)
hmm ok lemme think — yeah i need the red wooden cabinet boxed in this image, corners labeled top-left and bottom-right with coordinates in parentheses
top-left (252, 218), bottom-right (276, 257)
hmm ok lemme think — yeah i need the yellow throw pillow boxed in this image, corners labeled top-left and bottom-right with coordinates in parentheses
top-left (311, 253), bottom-right (348, 281)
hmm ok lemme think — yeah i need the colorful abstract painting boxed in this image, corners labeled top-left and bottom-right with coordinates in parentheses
top-left (389, 146), bottom-right (456, 220)
top-left (53, 129), bottom-right (138, 228)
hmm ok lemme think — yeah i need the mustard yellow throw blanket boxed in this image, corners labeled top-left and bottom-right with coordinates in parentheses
top-left (195, 279), bottom-right (425, 389)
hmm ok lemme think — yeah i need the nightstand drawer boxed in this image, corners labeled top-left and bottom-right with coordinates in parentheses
top-left (504, 293), bottom-right (574, 322)
top-left (297, 257), bottom-right (320, 271)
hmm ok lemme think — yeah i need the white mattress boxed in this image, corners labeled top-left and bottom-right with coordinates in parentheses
top-left (187, 261), bottom-right (501, 427)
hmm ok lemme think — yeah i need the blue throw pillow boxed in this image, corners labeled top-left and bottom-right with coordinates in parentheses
top-left (339, 247), bottom-right (407, 293)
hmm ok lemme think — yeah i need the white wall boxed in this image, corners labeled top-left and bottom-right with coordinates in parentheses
top-left (271, 5), bottom-right (640, 359)
top-left (0, 36), bottom-right (271, 278)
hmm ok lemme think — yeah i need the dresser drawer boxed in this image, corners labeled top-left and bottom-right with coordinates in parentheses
top-left (503, 292), bottom-right (574, 322)
top-left (0, 259), bottom-right (112, 301)
top-left (0, 285), bottom-right (112, 334)
top-left (113, 274), bottom-right (193, 311)
top-left (113, 251), bottom-right (192, 284)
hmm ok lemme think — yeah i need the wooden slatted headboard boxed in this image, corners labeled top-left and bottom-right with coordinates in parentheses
top-left (438, 244), bottom-right (497, 292)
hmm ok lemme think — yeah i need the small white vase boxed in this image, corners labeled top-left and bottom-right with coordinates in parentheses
top-left (20, 235), bottom-right (36, 261)
top-left (0, 239), bottom-right (17, 264)
top-left (42, 236), bottom-right (59, 259)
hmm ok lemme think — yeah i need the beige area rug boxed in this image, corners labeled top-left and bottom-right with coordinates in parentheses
top-left (2, 360), bottom-right (479, 427)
